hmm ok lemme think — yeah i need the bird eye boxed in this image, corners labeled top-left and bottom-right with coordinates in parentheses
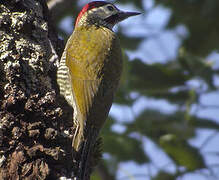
top-left (107, 5), bottom-right (114, 11)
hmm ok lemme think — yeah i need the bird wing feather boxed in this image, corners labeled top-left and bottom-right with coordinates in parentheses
top-left (60, 26), bottom-right (121, 151)
top-left (69, 74), bottom-right (101, 119)
top-left (68, 70), bottom-right (101, 151)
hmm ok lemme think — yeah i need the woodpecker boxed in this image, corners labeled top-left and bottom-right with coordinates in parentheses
top-left (57, 1), bottom-right (140, 178)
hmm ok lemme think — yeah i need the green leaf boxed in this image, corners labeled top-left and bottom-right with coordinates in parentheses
top-left (129, 59), bottom-right (190, 93)
top-left (152, 171), bottom-right (176, 180)
top-left (102, 132), bottom-right (149, 164)
top-left (126, 110), bottom-right (195, 140)
top-left (155, 0), bottom-right (219, 56)
top-left (179, 49), bottom-right (215, 88)
top-left (190, 117), bottom-right (219, 130)
top-left (91, 171), bottom-right (101, 180)
top-left (159, 134), bottom-right (205, 171)
top-left (102, 117), bottom-right (148, 164)
top-left (147, 90), bottom-right (192, 105)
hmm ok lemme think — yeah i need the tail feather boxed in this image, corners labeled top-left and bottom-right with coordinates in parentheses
top-left (72, 113), bottom-right (85, 151)
top-left (72, 122), bottom-right (83, 152)
top-left (78, 126), bottom-right (99, 180)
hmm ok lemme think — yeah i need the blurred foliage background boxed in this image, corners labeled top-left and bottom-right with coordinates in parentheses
top-left (48, 0), bottom-right (219, 179)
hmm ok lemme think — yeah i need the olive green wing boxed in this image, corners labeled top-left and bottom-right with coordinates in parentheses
top-left (67, 66), bottom-right (102, 151)
top-left (69, 73), bottom-right (101, 120)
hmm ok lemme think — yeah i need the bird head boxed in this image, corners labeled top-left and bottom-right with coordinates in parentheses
top-left (75, 1), bottom-right (141, 29)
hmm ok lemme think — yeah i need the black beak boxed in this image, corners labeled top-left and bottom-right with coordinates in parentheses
top-left (117, 11), bottom-right (141, 22)
top-left (104, 11), bottom-right (141, 26)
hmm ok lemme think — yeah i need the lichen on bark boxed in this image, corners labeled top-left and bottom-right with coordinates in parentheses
top-left (0, 0), bottom-right (74, 179)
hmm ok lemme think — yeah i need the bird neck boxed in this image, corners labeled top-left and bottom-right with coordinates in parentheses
top-left (74, 24), bottom-right (115, 39)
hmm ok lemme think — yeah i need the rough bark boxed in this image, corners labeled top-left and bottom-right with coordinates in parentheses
top-left (0, 0), bottom-right (76, 179)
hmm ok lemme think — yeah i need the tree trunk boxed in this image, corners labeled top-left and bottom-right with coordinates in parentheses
top-left (0, 0), bottom-right (78, 179)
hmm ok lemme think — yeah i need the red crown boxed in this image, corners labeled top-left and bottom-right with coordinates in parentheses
top-left (75, 1), bottom-right (110, 26)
